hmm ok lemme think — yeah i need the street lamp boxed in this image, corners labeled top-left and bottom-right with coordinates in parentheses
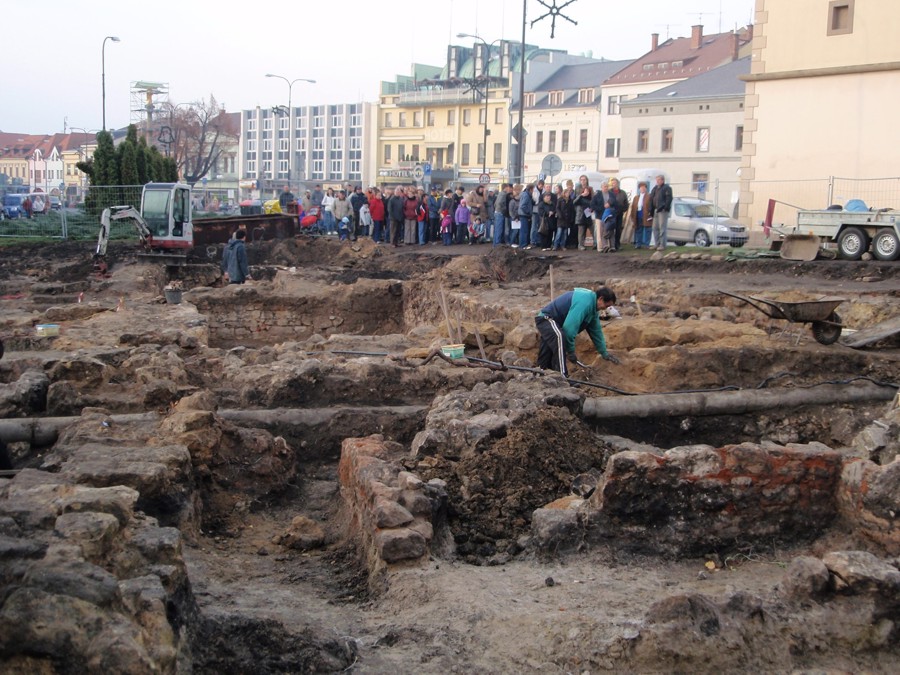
top-left (457, 33), bottom-right (502, 177)
top-left (101, 36), bottom-right (121, 131)
top-left (265, 74), bottom-right (316, 191)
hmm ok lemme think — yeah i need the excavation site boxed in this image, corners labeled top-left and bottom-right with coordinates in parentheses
top-left (0, 236), bottom-right (898, 673)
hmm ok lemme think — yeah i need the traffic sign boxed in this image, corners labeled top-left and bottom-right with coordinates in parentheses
top-left (541, 153), bottom-right (563, 176)
top-left (423, 162), bottom-right (432, 176)
top-left (413, 164), bottom-right (425, 181)
top-left (478, 173), bottom-right (491, 185)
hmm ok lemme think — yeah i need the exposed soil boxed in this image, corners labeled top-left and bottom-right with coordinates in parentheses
top-left (2, 234), bottom-right (899, 673)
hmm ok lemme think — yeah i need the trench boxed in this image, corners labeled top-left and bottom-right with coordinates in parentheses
top-left (3, 239), bottom-right (899, 672)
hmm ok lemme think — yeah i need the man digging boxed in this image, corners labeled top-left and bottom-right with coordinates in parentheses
top-left (535, 286), bottom-right (620, 377)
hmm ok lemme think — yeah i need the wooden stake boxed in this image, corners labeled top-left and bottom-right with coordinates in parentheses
top-left (439, 285), bottom-right (454, 342)
top-left (549, 264), bottom-right (555, 301)
top-left (474, 326), bottom-right (488, 361)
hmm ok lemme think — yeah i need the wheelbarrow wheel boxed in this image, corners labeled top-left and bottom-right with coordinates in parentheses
top-left (811, 312), bottom-right (842, 345)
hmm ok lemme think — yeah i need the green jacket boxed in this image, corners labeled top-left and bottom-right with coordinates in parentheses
top-left (539, 287), bottom-right (607, 357)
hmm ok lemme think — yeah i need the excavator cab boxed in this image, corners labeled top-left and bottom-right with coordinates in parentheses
top-left (140, 183), bottom-right (193, 248)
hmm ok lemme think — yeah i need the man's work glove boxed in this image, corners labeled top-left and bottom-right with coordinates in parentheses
top-left (566, 352), bottom-right (579, 364)
top-left (602, 353), bottom-right (620, 365)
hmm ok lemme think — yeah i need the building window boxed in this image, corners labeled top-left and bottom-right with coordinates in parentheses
top-left (549, 90), bottom-right (564, 106)
top-left (399, 112), bottom-right (407, 128)
top-left (448, 109), bottom-right (456, 125)
top-left (463, 109), bottom-right (472, 126)
top-left (735, 125), bottom-right (744, 152)
top-left (462, 143), bottom-right (470, 165)
top-left (561, 130), bottom-right (569, 152)
top-left (412, 144), bottom-right (420, 161)
top-left (330, 160), bottom-right (342, 175)
top-left (692, 172), bottom-right (709, 196)
top-left (577, 88), bottom-right (593, 104)
top-left (413, 111), bottom-right (422, 127)
top-left (494, 108), bottom-right (503, 124)
top-left (661, 128), bottom-right (674, 152)
top-left (637, 129), bottom-right (649, 153)
top-left (427, 111), bottom-right (435, 126)
top-left (479, 108), bottom-right (486, 124)
top-left (548, 130), bottom-right (556, 152)
top-left (696, 127), bottom-right (710, 153)
top-left (384, 112), bottom-right (393, 128)
top-left (535, 131), bottom-right (543, 153)
top-left (477, 143), bottom-right (485, 165)
top-left (607, 95), bottom-right (626, 115)
top-left (579, 129), bottom-right (588, 152)
top-left (383, 145), bottom-right (391, 163)
top-left (398, 144), bottom-right (406, 160)
top-left (493, 142), bottom-right (502, 165)
top-left (828, 0), bottom-right (854, 35)
top-left (605, 138), bottom-right (620, 158)
top-left (447, 143), bottom-right (455, 164)
top-left (524, 92), bottom-right (535, 107)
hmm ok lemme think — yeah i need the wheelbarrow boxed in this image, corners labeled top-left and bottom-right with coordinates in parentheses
top-left (718, 290), bottom-right (845, 345)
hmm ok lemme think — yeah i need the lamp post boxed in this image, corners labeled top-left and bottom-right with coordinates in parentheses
top-left (265, 74), bottom-right (316, 191)
top-left (101, 36), bottom-right (120, 132)
top-left (457, 33), bottom-right (502, 177)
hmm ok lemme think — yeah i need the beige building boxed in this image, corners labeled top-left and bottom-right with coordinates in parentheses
top-left (377, 50), bottom-right (515, 192)
top-left (620, 57), bottom-right (749, 209)
top-left (740, 0), bottom-right (900, 226)
top-left (599, 26), bottom-right (752, 175)
top-left (521, 59), bottom-right (631, 182)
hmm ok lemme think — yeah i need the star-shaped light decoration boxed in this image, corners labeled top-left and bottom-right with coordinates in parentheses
top-left (531, 0), bottom-right (578, 38)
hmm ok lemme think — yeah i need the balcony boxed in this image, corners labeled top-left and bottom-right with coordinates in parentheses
top-left (397, 89), bottom-right (485, 107)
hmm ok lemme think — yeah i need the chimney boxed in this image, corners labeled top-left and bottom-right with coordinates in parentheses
top-left (651, 33), bottom-right (659, 51)
top-left (731, 32), bottom-right (740, 61)
top-left (691, 24), bottom-right (703, 49)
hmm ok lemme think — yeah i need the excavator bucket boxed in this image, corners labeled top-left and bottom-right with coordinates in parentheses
top-left (779, 234), bottom-right (820, 261)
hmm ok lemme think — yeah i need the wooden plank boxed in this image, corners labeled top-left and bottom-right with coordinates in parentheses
top-left (840, 315), bottom-right (900, 348)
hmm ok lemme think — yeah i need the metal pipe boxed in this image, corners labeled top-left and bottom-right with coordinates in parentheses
top-left (582, 382), bottom-right (897, 420)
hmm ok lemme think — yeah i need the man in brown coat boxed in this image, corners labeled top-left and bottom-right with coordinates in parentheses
top-left (467, 185), bottom-right (488, 224)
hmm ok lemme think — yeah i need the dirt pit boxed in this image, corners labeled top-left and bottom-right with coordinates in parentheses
top-left (0, 235), bottom-right (899, 673)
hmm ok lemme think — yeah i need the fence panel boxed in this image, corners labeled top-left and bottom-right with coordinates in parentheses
top-left (62, 185), bottom-right (147, 243)
top-left (831, 177), bottom-right (900, 210)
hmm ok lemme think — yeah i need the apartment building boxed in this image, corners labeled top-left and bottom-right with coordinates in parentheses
top-left (240, 101), bottom-right (374, 197)
top-left (520, 59), bottom-right (632, 181)
top-left (620, 57), bottom-right (749, 207)
top-left (377, 42), bottom-right (570, 191)
top-left (740, 0), bottom-right (900, 226)
top-left (598, 25), bottom-right (752, 175)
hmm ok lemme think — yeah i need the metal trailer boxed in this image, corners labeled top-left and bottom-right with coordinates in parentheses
top-left (794, 208), bottom-right (900, 261)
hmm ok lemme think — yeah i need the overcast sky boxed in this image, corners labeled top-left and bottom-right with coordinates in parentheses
top-left (6, 0), bottom-right (754, 136)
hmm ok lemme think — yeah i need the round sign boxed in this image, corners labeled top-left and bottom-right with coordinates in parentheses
top-left (413, 164), bottom-right (425, 180)
top-left (541, 153), bottom-right (563, 176)
top-left (478, 173), bottom-right (491, 185)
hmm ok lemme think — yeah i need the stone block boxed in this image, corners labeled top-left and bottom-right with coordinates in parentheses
top-left (373, 498), bottom-right (414, 529)
top-left (23, 558), bottom-right (120, 607)
top-left (275, 515), bottom-right (326, 550)
top-left (532, 507), bottom-right (582, 551)
top-left (781, 556), bottom-right (830, 601)
top-left (823, 550), bottom-right (900, 595)
top-left (54, 512), bottom-right (120, 561)
top-left (375, 527), bottom-right (426, 563)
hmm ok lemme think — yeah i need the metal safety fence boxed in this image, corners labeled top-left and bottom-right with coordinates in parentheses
top-left (0, 186), bottom-right (145, 242)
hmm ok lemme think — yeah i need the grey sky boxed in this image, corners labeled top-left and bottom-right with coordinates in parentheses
top-left (4, 0), bottom-right (753, 135)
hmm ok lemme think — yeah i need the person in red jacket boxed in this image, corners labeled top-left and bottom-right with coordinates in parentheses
top-left (368, 188), bottom-right (386, 243)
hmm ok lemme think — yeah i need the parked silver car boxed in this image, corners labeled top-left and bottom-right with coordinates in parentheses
top-left (667, 197), bottom-right (747, 247)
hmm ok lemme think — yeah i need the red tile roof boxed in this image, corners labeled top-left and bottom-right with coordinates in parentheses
top-left (605, 25), bottom-right (752, 85)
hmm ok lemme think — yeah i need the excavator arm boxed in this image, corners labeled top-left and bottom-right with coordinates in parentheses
top-left (94, 206), bottom-right (154, 274)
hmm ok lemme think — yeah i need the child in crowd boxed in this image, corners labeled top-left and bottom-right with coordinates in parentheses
top-left (600, 207), bottom-right (617, 252)
top-left (468, 216), bottom-right (486, 244)
top-left (440, 210), bottom-right (453, 246)
top-left (454, 198), bottom-right (471, 244)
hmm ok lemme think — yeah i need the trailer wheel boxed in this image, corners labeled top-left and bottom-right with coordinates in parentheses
top-left (872, 228), bottom-right (900, 261)
top-left (837, 227), bottom-right (868, 260)
top-left (811, 312), bottom-right (842, 345)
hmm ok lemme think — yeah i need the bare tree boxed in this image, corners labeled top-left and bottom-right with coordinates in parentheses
top-left (163, 95), bottom-right (238, 186)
